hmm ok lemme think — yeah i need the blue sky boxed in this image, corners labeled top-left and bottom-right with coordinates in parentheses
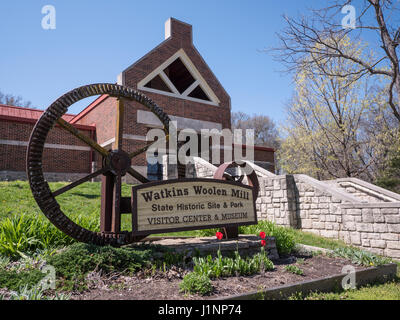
top-left (0, 0), bottom-right (351, 124)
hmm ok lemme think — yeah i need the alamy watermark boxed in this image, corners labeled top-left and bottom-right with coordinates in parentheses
top-left (341, 265), bottom-right (356, 290)
top-left (341, 5), bottom-right (356, 29)
top-left (41, 5), bottom-right (56, 30)
top-left (145, 122), bottom-right (256, 174)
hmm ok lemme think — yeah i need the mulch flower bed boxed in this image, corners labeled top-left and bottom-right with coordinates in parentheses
top-left (71, 252), bottom-right (366, 300)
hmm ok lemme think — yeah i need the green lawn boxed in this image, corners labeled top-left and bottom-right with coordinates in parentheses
top-left (0, 180), bottom-right (133, 231)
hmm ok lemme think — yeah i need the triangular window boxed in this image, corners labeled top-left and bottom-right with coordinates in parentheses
top-left (188, 85), bottom-right (210, 101)
top-left (163, 58), bottom-right (195, 94)
top-left (137, 49), bottom-right (219, 106)
top-left (144, 75), bottom-right (172, 92)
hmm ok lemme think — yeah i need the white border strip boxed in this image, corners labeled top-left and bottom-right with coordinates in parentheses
top-left (0, 139), bottom-right (91, 151)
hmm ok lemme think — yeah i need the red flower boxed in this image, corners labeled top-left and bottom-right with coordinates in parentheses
top-left (216, 231), bottom-right (224, 240)
top-left (259, 231), bottom-right (266, 239)
top-left (261, 240), bottom-right (266, 247)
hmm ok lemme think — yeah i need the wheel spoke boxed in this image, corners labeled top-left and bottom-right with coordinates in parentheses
top-left (128, 134), bottom-right (169, 159)
top-left (57, 118), bottom-right (109, 157)
top-left (115, 98), bottom-right (124, 150)
top-left (52, 167), bottom-right (107, 197)
top-left (126, 167), bottom-right (150, 183)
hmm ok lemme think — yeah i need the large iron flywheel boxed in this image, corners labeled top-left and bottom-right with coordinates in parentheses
top-left (26, 83), bottom-right (172, 246)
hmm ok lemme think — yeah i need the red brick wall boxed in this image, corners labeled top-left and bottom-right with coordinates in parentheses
top-left (0, 119), bottom-right (93, 173)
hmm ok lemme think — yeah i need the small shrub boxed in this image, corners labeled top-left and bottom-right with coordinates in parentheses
top-left (331, 247), bottom-right (392, 267)
top-left (46, 243), bottom-right (155, 290)
top-left (285, 265), bottom-right (304, 276)
top-left (0, 269), bottom-right (45, 291)
top-left (179, 272), bottom-right (213, 296)
top-left (239, 220), bottom-right (295, 254)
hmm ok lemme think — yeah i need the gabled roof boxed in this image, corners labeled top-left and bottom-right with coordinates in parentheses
top-left (119, 18), bottom-right (231, 108)
top-left (0, 104), bottom-right (75, 122)
top-left (0, 104), bottom-right (94, 130)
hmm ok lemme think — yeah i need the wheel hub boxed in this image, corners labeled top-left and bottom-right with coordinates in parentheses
top-left (107, 150), bottom-right (131, 176)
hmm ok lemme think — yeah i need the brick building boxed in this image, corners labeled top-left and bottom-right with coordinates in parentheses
top-left (0, 18), bottom-right (275, 182)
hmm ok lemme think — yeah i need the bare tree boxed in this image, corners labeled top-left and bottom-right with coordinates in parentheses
top-left (0, 90), bottom-right (32, 108)
top-left (231, 111), bottom-right (280, 149)
top-left (271, 0), bottom-right (400, 122)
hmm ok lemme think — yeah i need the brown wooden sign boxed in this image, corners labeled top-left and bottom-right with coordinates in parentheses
top-left (131, 178), bottom-right (257, 235)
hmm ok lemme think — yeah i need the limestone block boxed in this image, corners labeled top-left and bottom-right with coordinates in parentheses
top-left (361, 239), bottom-right (370, 247)
top-left (385, 215), bottom-right (400, 224)
top-left (381, 208), bottom-right (399, 214)
top-left (373, 213), bottom-right (385, 223)
top-left (301, 219), bottom-right (313, 229)
top-left (381, 233), bottom-right (399, 241)
top-left (347, 209), bottom-right (362, 216)
top-left (356, 223), bottom-right (374, 233)
top-left (339, 231), bottom-right (350, 243)
top-left (326, 215), bottom-right (337, 222)
top-left (312, 222), bottom-right (325, 229)
top-left (331, 197), bottom-right (342, 203)
top-left (365, 247), bottom-right (384, 256)
top-left (319, 197), bottom-right (330, 203)
top-left (261, 203), bottom-right (267, 213)
top-left (385, 249), bottom-right (400, 258)
top-left (342, 221), bottom-right (356, 231)
top-left (324, 222), bottom-right (333, 230)
top-left (320, 230), bottom-right (339, 238)
top-left (388, 224), bottom-right (400, 233)
top-left (362, 213), bottom-right (374, 223)
top-left (273, 190), bottom-right (283, 198)
top-left (386, 241), bottom-right (400, 250)
top-left (362, 208), bottom-right (373, 215)
top-left (366, 233), bottom-right (380, 240)
top-left (373, 223), bottom-right (388, 233)
top-left (349, 233), bottom-right (361, 245)
top-left (361, 232), bottom-right (369, 239)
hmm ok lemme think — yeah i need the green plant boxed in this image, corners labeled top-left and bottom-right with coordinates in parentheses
top-left (331, 247), bottom-right (392, 267)
top-left (239, 220), bottom-right (296, 254)
top-left (179, 272), bottom-right (213, 296)
top-left (192, 249), bottom-right (274, 279)
top-left (0, 255), bottom-right (10, 269)
top-left (0, 269), bottom-right (45, 291)
top-left (46, 242), bottom-right (157, 290)
top-left (9, 284), bottom-right (45, 300)
top-left (0, 214), bottom-right (42, 259)
top-left (284, 265), bottom-right (304, 275)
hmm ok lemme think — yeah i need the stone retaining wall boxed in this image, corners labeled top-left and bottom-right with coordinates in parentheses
top-left (256, 174), bottom-right (400, 259)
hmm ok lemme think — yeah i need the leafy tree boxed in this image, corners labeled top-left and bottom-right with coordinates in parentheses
top-left (278, 38), bottom-right (397, 181)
